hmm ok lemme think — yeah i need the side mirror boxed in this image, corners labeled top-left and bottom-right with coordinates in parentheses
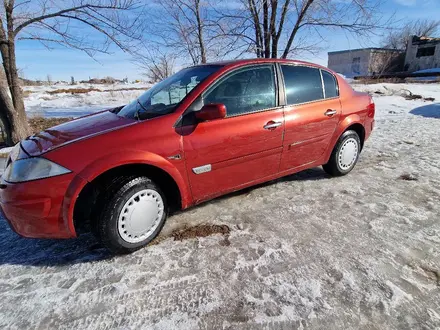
top-left (195, 103), bottom-right (226, 122)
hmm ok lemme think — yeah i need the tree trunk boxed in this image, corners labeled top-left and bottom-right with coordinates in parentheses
top-left (271, 38), bottom-right (278, 58)
top-left (272, 0), bottom-right (290, 58)
top-left (0, 43), bottom-right (12, 88)
top-left (263, 0), bottom-right (270, 58)
top-left (0, 66), bottom-right (29, 145)
top-left (281, 0), bottom-right (314, 59)
top-left (248, 0), bottom-right (263, 58)
top-left (195, 0), bottom-right (207, 64)
top-left (0, 72), bottom-right (14, 145)
top-left (269, 0), bottom-right (278, 58)
top-left (0, 2), bottom-right (32, 145)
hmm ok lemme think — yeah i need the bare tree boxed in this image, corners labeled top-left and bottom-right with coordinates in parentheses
top-left (368, 50), bottom-right (405, 76)
top-left (138, 49), bottom-right (176, 83)
top-left (145, 0), bottom-right (229, 66)
top-left (0, 0), bottom-right (146, 145)
top-left (218, 0), bottom-right (389, 59)
top-left (382, 19), bottom-right (440, 50)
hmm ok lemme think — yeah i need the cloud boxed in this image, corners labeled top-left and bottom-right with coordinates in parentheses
top-left (393, 0), bottom-right (417, 6)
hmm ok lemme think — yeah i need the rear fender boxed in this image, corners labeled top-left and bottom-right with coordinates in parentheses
top-left (322, 114), bottom-right (363, 164)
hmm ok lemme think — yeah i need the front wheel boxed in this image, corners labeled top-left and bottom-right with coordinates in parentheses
top-left (323, 130), bottom-right (361, 176)
top-left (93, 176), bottom-right (167, 254)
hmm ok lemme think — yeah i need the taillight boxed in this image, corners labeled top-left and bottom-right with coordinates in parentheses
top-left (367, 100), bottom-right (375, 118)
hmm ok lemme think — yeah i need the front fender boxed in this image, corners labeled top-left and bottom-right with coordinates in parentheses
top-left (77, 150), bottom-right (185, 183)
top-left (62, 150), bottom-right (192, 237)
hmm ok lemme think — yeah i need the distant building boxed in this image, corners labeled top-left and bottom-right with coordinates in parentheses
top-left (404, 35), bottom-right (440, 72)
top-left (327, 48), bottom-right (404, 77)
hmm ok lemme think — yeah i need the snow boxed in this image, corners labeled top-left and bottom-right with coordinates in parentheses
top-left (413, 68), bottom-right (440, 74)
top-left (0, 82), bottom-right (440, 329)
top-left (0, 147), bottom-right (13, 156)
top-left (337, 73), bottom-right (354, 84)
top-left (23, 83), bottom-right (151, 117)
top-left (407, 68), bottom-right (440, 82)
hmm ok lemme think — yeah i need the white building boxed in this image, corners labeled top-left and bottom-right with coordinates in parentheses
top-left (327, 48), bottom-right (404, 77)
top-left (404, 35), bottom-right (440, 72)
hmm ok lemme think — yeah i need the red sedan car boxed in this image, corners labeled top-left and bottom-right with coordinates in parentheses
top-left (0, 59), bottom-right (374, 254)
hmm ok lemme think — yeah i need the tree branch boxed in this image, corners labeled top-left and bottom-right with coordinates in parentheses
top-left (282, 0), bottom-right (314, 58)
top-left (14, 2), bottom-right (139, 35)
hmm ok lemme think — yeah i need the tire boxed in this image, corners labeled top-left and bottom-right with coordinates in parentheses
top-left (92, 176), bottom-right (168, 254)
top-left (323, 130), bottom-right (361, 177)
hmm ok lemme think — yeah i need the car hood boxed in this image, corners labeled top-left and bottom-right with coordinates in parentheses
top-left (21, 110), bottom-right (135, 156)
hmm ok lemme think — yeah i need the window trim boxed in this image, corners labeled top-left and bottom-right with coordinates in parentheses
top-left (278, 63), bottom-right (340, 107)
top-left (201, 63), bottom-right (280, 118)
top-left (320, 68), bottom-right (340, 100)
top-left (279, 63), bottom-right (325, 106)
top-left (275, 63), bottom-right (286, 107)
top-left (319, 69), bottom-right (326, 99)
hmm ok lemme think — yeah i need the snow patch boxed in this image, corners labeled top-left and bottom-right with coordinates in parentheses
top-left (385, 281), bottom-right (414, 308)
top-left (0, 81), bottom-right (439, 328)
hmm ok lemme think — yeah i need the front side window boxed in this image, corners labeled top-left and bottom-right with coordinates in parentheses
top-left (321, 70), bottom-right (338, 98)
top-left (203, 65), bottom-right (276, 117)
top-left (281, 65), bottom-right (324, 105)
top-left (117, 65), bottom-right (222, 120)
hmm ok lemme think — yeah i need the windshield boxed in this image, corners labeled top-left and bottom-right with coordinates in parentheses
top-left (117, 65), bottom-right (223, 120)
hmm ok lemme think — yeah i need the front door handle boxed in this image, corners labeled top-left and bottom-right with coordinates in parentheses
top-left (264, 121), bottom-right (282, 130)
top-left (325, 109), bottom-right (337, 117)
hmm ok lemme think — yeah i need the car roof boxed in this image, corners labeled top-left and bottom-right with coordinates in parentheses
top-left (199, 58), bottom-right (328, 70)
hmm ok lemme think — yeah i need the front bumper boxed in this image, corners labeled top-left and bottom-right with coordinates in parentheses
top-left (0, 173), bottom-right (77, 238)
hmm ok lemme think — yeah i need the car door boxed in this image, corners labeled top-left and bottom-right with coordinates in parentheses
top-left (279, 65), bottom-right (341, 171)
top-left (181, 64), bottom-right (285, 203)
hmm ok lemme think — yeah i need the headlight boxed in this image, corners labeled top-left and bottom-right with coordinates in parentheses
top-left (3, 158), bottom-right (71, 183)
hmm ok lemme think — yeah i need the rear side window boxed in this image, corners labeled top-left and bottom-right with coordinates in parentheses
top-left (281, 65), bottom-right (323, 104)
top-left (321, 70), bottom-right (338, 98)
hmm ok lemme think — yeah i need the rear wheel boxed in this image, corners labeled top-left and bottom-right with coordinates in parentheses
top-left (323, 130), bottom-right (361, 176)
top-left (92, 176), bottom-right (167, 254)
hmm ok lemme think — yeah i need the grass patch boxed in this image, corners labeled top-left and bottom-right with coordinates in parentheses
top-left (22, 90), bottom-right (34, 97)
top-left (354, 77), bottom-right (440, 84)
top-left (0, 117), bottom-right (74, 147)
top-left (354, 78), bottom-right (406, 84)
top-left (105, 87), bottom-right (146, 92)
top-left (404, 93), bottom-right (423, 100)
top-left (399, 173), bottom-right (418, 181)
top-left (400, 89), bottom-right (435, 102)
top-left (28, 117), bottom-right (73, 133)
top-left (47, 88), bottom-right (101, 95)
top-left (46, 87), bottom-right (146, 95)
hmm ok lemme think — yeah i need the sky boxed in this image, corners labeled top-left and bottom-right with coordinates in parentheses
top-left (14, 0), bottom-right (440, 82)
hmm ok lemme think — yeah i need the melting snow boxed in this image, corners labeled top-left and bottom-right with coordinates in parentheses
top-left (0, 81), bottom-right (439, 329)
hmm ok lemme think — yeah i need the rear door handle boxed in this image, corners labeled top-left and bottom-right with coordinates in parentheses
top-left (263, 121), bottom-right (282, 130)
top-left (325, 109), bottom-right (337, 117)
